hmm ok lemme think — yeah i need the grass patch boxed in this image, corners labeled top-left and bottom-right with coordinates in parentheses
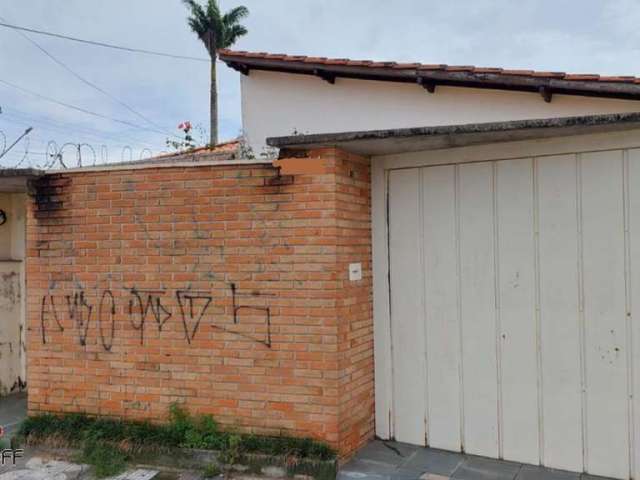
top-left (78, 439), bottom-right (128, 478)
top-left (16, 404), bottom-right (336, 477)
top-left (202, 463), bottom-right (221, 478)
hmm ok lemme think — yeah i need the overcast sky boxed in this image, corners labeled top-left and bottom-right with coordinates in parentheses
top-left (2, 0), bottom-right (640, 168)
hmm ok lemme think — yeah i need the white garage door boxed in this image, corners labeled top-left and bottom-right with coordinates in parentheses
top-left (387, 150), bottom-right (640, 479)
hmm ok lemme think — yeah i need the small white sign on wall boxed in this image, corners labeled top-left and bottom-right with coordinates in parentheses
top-left (349, 262), bottom-right (362, 281)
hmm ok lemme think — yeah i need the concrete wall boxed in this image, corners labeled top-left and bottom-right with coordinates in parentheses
top-left (0, 193), bottom-right (27, 396)
top-left (240, 70), bottom-right (640, 154)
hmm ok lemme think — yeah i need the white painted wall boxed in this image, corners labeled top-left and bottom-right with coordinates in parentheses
top-left (372, 130), bottom-right (640, 480)
top-left (241, 70), bottom-right (640, 154)
top-left (0, 193), bottom-right (27, 396)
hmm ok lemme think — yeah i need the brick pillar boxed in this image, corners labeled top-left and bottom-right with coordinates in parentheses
top-left (296, 148), bottom-right (375, 457)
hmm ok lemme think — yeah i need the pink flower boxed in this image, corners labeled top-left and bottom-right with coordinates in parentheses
top-left (177, 121), bottom-right (192, 132)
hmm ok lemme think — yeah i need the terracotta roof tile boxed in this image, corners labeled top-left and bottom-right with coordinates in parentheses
top-left (473, 68), bottom-right (504, 74)
top-left (302, 57), bottom-right (328, 63)
top-left (323, 58), bottom-right (350, 65)
top-left (417, 64), bottom-right (448, 70)
top-left (530, 71), bottom-right (566, 78)
top-left (392, 62), bottom-right (422, 69)
top-left (263, 53), bottom-right (287, 60)
top-left (445, 65), bottom-right (476, 72)
top-left (599, 76), bottom-right (636, 83)
top-left (346, 60), bottom-right (373, 66)
top-left (218, 49), bottom-right (640, 88)
top-left (501, 69), bottom-right (535, 76)
top-left (564, 74), bottom-right (600, 80)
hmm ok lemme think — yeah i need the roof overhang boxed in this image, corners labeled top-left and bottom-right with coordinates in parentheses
top-left (267, 112), bottom-right (640, 156)
top-left (220, 50), bottom-right (640, 101)
top-left (0, 168), bottom-right (45, 193)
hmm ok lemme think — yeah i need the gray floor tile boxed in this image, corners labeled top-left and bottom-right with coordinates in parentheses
top-left (389, 471), bottom-right (424, 480)
top-left (338, 469), bottom-right (390, 480)
top-left (355, 441), bottom-right (416, 467)
top-left (341, 442), bottom-right (619, 480)
top-left (517, 465), bottom-right (579, 480)
top-left (401, 449), bottom-right (464, 476)
top-left (341, 459), bottom-right (399, 476)
top-left (451, 457), bottom-right (521, 480)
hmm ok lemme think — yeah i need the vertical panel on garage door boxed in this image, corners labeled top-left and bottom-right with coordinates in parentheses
top-left (496, 158), bottom-right (539, 464)
top-left (422, 165), bottom-right (461, 452)
top-left (628, 148), bottom-right (640, 480)
top-left (458, 162), bottom-right (499, 457)
top-left (388, 168), bottom-right (427, 445)
top-left (537, 155), bottom-right (583, 472)
top-left (581, 151), bottom-right (629, 479)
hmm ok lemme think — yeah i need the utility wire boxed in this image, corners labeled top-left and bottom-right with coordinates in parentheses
top-left (0, 21), bottom-right (209, 62)
top-left (0, 16), bottom-right (179, 139)
top-left (0, 78), bottom-right (171, 136)
top-left (3, 107), bottom-right (160, 148)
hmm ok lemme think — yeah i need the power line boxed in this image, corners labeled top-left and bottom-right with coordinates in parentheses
top-left (0, 21), bottom-right (209, 62)
top-left (0, 16), bottom-right (178, 139)
top-left (5, 100), bottom-right (161, 144)
top-left (4, 104), bottom-right (161, 148)
top-left (0, 78), bottom-right (173, 136)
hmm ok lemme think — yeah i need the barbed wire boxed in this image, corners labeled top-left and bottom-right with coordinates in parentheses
top-left (12, 135), bottom-right (30, 168)
top-left (140, 148), bottom-right (153, 159)
top-left (0, 127), bottom-right (32, 166)
top-left (120, 145), bottom-right (133, 162)
top-left (0, 133), bottom-right (169, 169)
top-left (37, 141), bottom-right (165, 169)
top-left (0, 125), bottom-right (187, 170)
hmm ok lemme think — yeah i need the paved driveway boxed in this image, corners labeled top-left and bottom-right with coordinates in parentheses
top-left (338, 441), bottom-right (615, 480)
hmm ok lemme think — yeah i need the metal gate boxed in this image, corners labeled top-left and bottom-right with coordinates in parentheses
top-left (386, 150), bottom-right (639, 479)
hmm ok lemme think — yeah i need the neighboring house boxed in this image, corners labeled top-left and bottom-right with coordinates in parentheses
top-left (3, 50), bottom-right (640, 480)
top-left (0, 183), bottom-right (27, 397)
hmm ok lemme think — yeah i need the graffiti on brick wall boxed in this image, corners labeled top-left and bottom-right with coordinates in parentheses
top-left (40, 283), bottom-right (273, 350)
top-left (40, 295), bottom-right (64, 344)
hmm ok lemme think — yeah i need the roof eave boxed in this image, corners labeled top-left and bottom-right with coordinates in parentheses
top-left (220, 53), bottom-right (640, 101)
top-left (266, 112), bottom-right (640, 156)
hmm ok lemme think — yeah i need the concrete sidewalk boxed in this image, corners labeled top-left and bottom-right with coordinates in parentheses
top-left (338, 440), bottom-right (614, 480)
top-left (0, 393), bottom-right (27, 440)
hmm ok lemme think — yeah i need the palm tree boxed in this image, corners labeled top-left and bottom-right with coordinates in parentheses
top-left (182, 0), bottom-right (249, 146)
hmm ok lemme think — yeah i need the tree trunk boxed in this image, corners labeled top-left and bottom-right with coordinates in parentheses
top-left (210, 55), bottom-right (218, 146)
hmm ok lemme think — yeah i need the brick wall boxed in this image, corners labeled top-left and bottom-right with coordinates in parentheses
top-left (26, 151), bottom-right (373, 456)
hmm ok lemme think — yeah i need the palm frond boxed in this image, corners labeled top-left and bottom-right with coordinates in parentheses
top-left (205, 0), bottom-right (221, 22)
top-left (207, 0), bottom-right (224, 44)
top-left (182, 0), bottom-right (209, 36)
top-left (186, 17), bottom-right (206, 36)
top-left (222, 6), bottom-right (249, 27)
top-left (221, 24), bottom-right (248, 48)
top-left (183, 0), bottom-right (248, 51)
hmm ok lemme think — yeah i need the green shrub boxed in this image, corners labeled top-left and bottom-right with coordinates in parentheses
top-left (16, 404), bottom-right (336, 463)
top-left (218, 433), bottom-right (243, 467)
top-left (80, 438), bottom-right (128, 478)
top-left (202, 462), bottom-right (221, 478)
